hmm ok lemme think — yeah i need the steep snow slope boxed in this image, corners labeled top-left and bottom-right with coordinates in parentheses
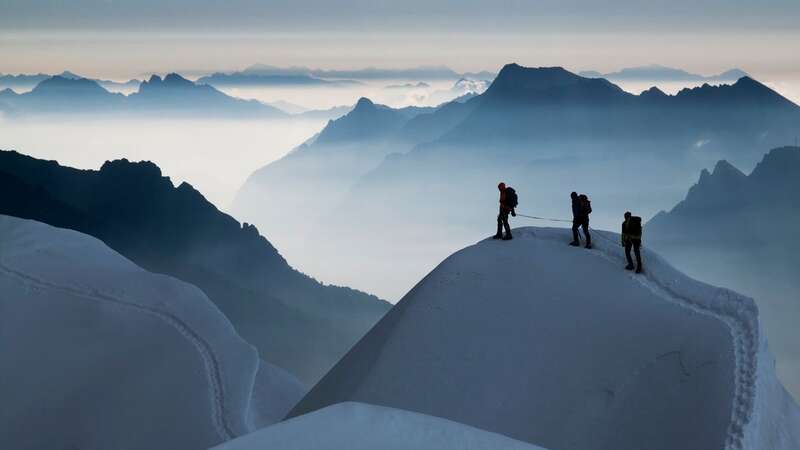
top-left (211, 402), bottom-right (548, 450)
top-left (290, 227), bottom-right (800, 450)
top-left (0, 215), bottom-right (305, 450)
top-left (0, 150), bottom-right (390, 385)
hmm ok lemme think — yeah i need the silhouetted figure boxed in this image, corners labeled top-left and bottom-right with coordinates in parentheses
top-left (493, 182), bottom-right (517, 240)
top-left (569, 192), bottom-right (592, 248)
top-left (621, 211), bottom-right (643, 273)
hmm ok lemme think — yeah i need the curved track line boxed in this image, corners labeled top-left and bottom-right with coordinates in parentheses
top-left (526, 228), bottom-right (757, 450)
top-left (0, 262), bottom-right (236, 441)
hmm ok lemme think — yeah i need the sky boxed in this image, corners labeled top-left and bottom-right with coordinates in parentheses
top-left (1, 0), bottom-right (799, 82)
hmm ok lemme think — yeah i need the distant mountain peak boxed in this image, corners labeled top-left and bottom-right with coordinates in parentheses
top-left (354, 97), bottom-right (375, 109)
top-left (580, 65), bottom-right (749, 82)
top-left (750, 146), bottom-right (800, 181)
top-left (484, 63), bottom-right (628, 103)
top-left (163, 73), bottom-right (193, 86)
top-left (732, 75), bottom-right (761, 88)
top-left (33, 75), bottom-right (107, 94)
top-left (640, 86), bottom-right (668, 98)
top-left (711, 159), bottom-right (746, 179)
top-left (99, 158), bottom-right (164, 180)
top-left (58, 70), bottom-right (82, 79)
top-left (490, 65), bottom-right (581, 92)
top-left (144, 73), bottom-right (193, 87)
top-left (695, 159), bottom-right (746, 187)
top-left (718, 68), bottom-right (749, 80)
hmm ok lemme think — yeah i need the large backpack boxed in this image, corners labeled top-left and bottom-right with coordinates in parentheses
top-left (505, 187), bottom-right (518, 209)
top-left (579, 194), bottom-right (592, 215)
top-left (629, 216), bottom-right (643, 236)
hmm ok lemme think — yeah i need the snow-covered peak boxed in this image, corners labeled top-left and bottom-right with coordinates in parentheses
top-left (290, 227), bottom-right (799, 450)
top-left (0, 215), bottom-right (305, 450)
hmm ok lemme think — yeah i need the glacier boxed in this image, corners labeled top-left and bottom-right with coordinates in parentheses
top-left (0, 215), bottom-right (305, 450)
top-left (289, 226), bottom-right (800, 450)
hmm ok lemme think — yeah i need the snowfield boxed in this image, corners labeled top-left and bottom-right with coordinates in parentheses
top-left (211, 402), bottom-right (549, 450)
top-left (289, 226), bottom-right (800, 450)
top-left (0, 215), bottom-right (305, 450)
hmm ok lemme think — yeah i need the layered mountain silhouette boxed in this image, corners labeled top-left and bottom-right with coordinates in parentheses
top-left (0, 70), bottom-right (140, 93)
top-left (647, 146), bottom-right (800, 396)
top-left (234, 62), bottom-right (800, 299)
top-left (198, 67), bottom-right (360, 87)
top-left (234, 97), bottom-right (440, 240)
top-left (0, 150), bottom-right (390, 384)
top-left (439, 64), bottom-right (797, 147)
top-left (648, 146), bottom-right (800, 245)
top-left (201, 64), bottom-right (495, 83)
top-left (579, 65), bottom-right (747, 83)
top-left (0, 73), bottom-right (285, 118)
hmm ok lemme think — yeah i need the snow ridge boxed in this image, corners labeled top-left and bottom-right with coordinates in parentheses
top-left (0, 259), bottom-right (235, 440)
top-left (529, 228), bottom-right (758, 450)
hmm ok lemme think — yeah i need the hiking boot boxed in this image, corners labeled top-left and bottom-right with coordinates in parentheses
top-left (585, 243), bottom-right (592, 249)
top-left (492, 234), bottom-right (503, 240)
top-left (625, 263), bottom-right (635, 271)
top-left (569, 241), bottom-right (580, 247)
top-left (502, 234), bottom-right (513, 240)
top-left (636, 266), bottom-right (643, 274)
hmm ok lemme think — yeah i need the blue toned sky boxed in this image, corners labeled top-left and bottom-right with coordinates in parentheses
top-left (0, 0), bottom-right (798, 83)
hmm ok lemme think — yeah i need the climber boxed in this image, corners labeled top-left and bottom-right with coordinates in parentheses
top-left (493, 182), bottom-right (517, 240)
top-left (621, 211), bottom-right (643, 273)
top-left (569, 192), bottom-right (592, 248)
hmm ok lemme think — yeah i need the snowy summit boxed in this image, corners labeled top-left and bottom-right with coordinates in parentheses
top-left (289, 227), bottom-right (800, 450)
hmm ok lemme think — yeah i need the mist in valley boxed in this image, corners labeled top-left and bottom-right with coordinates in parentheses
top-left (0, 116), bottom-right (328, 208)
top-left (2, 66), bottom-right (799, 401)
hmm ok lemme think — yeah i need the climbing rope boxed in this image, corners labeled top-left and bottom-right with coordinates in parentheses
top-left (513, 213), bottom-right (573, 223)
top-left (514, 211), bottom-right (624, 247)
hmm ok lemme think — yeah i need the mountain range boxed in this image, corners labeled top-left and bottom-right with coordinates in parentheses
top-left (197, 67), bottom-right (361, 88)
top-left (648, 146), bottom-right (800, 245)
top-left (0, 150), bottom-right (391, 384)
top-left (0, 70), bottom-right (140, 92)
top-left (579, 65), bottom-right (748, 83)
top-left (233, 62), bottom-right (800, 299)
top-left (646, 147), bottom-right (800, 396)
top-left (0, 73), bottom-right (286, 118)
top-left (227, 64), bottom-right (496, 81)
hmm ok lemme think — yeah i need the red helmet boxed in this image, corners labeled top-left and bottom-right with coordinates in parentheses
top-left (498, 182), bottom-right (506, 190)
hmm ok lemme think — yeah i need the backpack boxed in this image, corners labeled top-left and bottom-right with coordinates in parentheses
top-left (628, 216), bottom-right (643, 236)
top-left (505, 187), bottom-right (518, 209)
top-left (579, 194), bottom-right (592, 215)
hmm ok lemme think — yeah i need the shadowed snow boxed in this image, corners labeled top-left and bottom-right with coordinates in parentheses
top-left (0, 215), bottom-right (305, 450)
top-left (289, 226), bottom-right (799, 450)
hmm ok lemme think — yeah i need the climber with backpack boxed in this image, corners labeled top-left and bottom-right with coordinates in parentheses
top-left (493, 182), bottom-right (517, 241)
top-left (569, 192), bottom-right (592, 249)
top-left (621, 211), bottom-right (643, 273)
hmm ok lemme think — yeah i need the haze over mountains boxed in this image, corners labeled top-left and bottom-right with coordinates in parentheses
top-left (0, 150), bottom-right (390, 384)
top-left (204, 64), bottom-right (495, 82)
top-left (0, 73), bottom-right (286, 118)
top-left (579, 65), bottom-right (748, 83)
top-left (234, 63), bottom-right (800, 300)
top-left (647, 146), bottom-right (800, 396)
top-left (0, 70), bottom-right (141, 93)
